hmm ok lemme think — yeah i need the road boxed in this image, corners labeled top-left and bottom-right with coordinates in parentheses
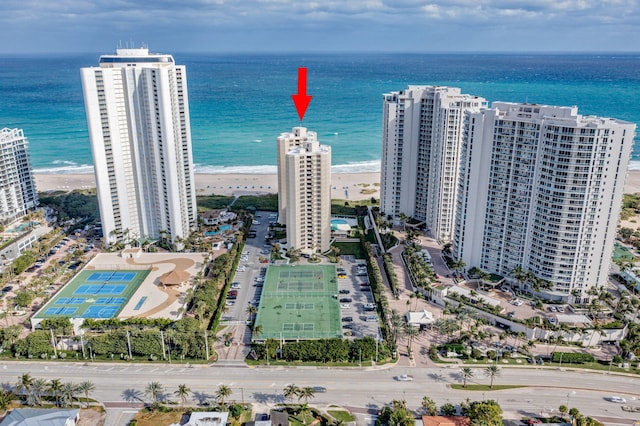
top-left (1, 362), bottom-right (639, 424)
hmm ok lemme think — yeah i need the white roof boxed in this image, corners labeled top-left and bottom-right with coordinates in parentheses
top-left (0, 408), bottom-right (79, 426)
top-left (406, 309), bottom-right (435, 325)
top-left (556, 314), bottom-right (591, 325)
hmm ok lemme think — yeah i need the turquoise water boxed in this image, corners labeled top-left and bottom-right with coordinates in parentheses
top-left (8, 221), bottom-right (40, 233)
top-left (205, 224), bottom-right (232, 236)
top-left (1, 53), bottom-right (639, 174)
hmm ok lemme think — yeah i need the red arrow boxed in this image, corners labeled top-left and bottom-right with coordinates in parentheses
top-left (291, 67), bottom-right (312, 121)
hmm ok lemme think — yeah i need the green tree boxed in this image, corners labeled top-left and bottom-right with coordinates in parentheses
top-left (48, 379), bottom-right (63, 407)
top-left (462, 400), bottom-right (503, 426)
top-left (174, 384), bottom-right (191, 406)
top-left (460, 367), bottom-right (474, 388)
top-left (0, 389), bottom-right (15, 411)
top-left (215, 384), bottom-right (232, 406)
top-left (16, 373), bottom-right (33, 401)
top-left (28, 378), bottom-right (47, 406)
top-left (484, 365), bottom-right (500, 389)
top-left (421, 396), bottom-right (437, 415)
top-left (440, 402), bottom-right (456, 416)
top-left (376, 399), bottom-right (414, 426)
top-left (60, 382), bottom-right (79, 407)
top-left (77, 381), bottom-right (95, 407)
top-left (297, 386), bottom-right (315, 404)
top-left (145, 381), bottom-right (164, 403)
top-left (283, 384), bottom-right (300, 402)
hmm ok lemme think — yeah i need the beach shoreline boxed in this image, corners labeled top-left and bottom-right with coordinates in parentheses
top-left (34, 170), bottom-right (640, 203)
top-left (34, 172), bottom-right (382, 202)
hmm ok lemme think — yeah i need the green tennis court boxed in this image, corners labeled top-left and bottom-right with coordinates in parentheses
top-left (613, 243), bottom-right (637, 262)
top-left (33, 269), bottom-right (150, 320)
top-left (253, 264), bottom-right (342, 341)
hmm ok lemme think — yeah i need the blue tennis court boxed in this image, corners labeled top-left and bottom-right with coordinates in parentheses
top-left (56, 298), bottom-right (86, 305)
top-left (74, 284), bottom-right (127, 295)
top-left (86, 271), bottom-right (137, 282)
top-left (45, 307), bottom-right (77, 316)
top-left (95, 297), bottom-right (127, 305)
top-left (82, 305), bottom-right (120, 319)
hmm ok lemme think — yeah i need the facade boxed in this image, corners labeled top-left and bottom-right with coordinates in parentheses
top-left (380, 86), bottom-right (487, 241)
top-left (453, 103), bottom-right (636, 301)
top-left (0, 128), bottom-right (38, 224)
top-left (277, 126), bottom-right (309, 222)
top-left (278, 127), bottom-right (331, 253)
top-left (81, 48), bottom-right (197, 245)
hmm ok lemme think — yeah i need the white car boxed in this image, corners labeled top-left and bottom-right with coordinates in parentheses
top-left (254, 220), bottom-right (261, 225)
top-left (609, 396), bottom-right (626, 403)
top-left (513, 300), bottom-right (524, 306)
top-left (340, 304), bottom-right (350, 309)
top-left (394, 374), bottom-right (414, 382)
top-left (236, 266), bottom-right (246, 272)
top-left (231, 283), bottom-right (241, 289)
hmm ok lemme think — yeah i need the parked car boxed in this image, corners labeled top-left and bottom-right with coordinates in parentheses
top-left (342, 316), bottom-right (353, 322)
top-left (339, 289), bottom-right (350, 294)
top-left (340, 304), bottom-right (350, 309)
top-left (343, 324), bottom-right (353, 329)
top-left (339, 298), bottom-right (352, 303)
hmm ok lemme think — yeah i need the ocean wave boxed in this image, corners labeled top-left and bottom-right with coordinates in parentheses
top-left (194, 164), bottom-right (278, 174)
top-left (331, 160), bottom-right (381, 174)
top-left (628, 160), bottom-right (640, 171)
top-left (51, 159), bottom-right (79, 166)
top-left (251, 139), bottom-right (263, 143)
top-left (194, 161), bottom-right (381, 174)
top-left (33, 164), bottom-right (95, 174)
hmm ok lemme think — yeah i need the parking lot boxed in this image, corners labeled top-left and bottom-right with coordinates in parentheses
top-left (335, 255), bottom-right (380, 340)
top-left (220, 211), bottom-right (381, 344)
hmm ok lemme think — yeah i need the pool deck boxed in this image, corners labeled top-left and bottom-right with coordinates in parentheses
top-left (83, 251), bottom-right (210, 319)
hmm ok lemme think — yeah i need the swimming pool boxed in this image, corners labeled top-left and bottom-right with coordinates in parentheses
top-left (331, 219), bottom-right (352, 232)
top-left (7, 221), bottom-right (40, 233)
top-left (205, 224), bottom-right (232, 236)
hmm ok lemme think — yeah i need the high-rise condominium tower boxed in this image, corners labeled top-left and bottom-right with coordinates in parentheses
top-left (81, 48), bottom-right (197, 245)
top-left (453, 103), bottom-right (635, 301)
top-left (0, 128), bottom-right (38, 223)
top-left (278, 127), bottom-right (331, 253)
top-left (380, 86), bottom-right (487, 242)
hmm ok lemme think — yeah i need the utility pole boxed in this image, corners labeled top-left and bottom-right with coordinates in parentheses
top-left (80, 333), bottom-right (86, 358)
top-left (204, 330), bottom-right (210, 361)
top-left (126, 330), bottom-right (133, 360)
top-left (160, 330), bottom-right (166, 359)
top-left (50, 328), bottom-right (58, 358)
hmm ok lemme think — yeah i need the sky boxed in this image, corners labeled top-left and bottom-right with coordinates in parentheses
top-left (1, 0), bottom-right (639, 54)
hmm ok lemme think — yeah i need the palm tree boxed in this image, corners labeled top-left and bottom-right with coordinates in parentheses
top-left (283, 383), bottom-right (300, 402)
top-left (297, 387), bottom-right (315, 404)
top-left (405, 324), bottom-right (420, 356)
top-left (16, 373), bottom-right (33, 401)
top-left (48, 379), bottom-right (63, 407)
top-left (60, 382), bottom-right (79, 407)
top-left (484, 364), bottom-right (501, 389)
top-left (215, 384), bottom-right (232, 406)
top-left (253, 324), bottom-right (264, 339)
top-left (421, 396), bottom-right (438, 415)
top-left (77, 381), bottom-right (96, 407)
top-left (29, 378), bottom-right (47, 406)
top-left (145, 381), bottom-right (164, 403)
top-left (174, 384), bottom-right (191, 406)
top-left (0, 389), bottom-right (15, 411)
top-left (460, 367), bottom-right (474, 388)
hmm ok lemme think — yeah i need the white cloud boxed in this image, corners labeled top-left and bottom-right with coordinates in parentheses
top-left (0, 0), bottom-right (638, 52)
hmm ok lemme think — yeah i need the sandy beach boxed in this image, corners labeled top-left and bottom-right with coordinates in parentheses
top-left (34, 170), bottom-right (640, 201)
top-left (34, 172), bottom-right (382, 201)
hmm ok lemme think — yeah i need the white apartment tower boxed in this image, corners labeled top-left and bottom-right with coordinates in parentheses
top-left (278, 127), bottom-right (331, 253)
top-left (380, 86), bottom-right (487, 241)
top-left (453, 103), bottom-right (636, 301)
top-left (0, 128), bottom-right (38, 223)
top-left (81, 48), bottom-right (197, 245)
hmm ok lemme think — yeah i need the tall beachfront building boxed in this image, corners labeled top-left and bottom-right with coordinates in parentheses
top-left (277, 127), bottom-right (331, 253)
top-left (81, 48), bottom-right (197, 245)
top-left (0, 128), bottom-right (39, 223)
top-left (453, 103), bottom-right (636, 301)
top-left (380, 86), bottom-right (487, 242)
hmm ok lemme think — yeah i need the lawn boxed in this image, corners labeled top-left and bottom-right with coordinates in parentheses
top-left (232, 194), bottom-right (278, 211)
top-left (196, 195), bottom-right (235, 211)
top-left (332, 241), bottom-right (366, 259)
top-left (327, 409), bottom-right (355, 422)
top-left (132, 410), bottom-right (183, 425)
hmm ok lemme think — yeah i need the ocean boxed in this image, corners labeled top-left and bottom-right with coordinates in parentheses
top-left (1, 53), bottom-right (639, 174)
